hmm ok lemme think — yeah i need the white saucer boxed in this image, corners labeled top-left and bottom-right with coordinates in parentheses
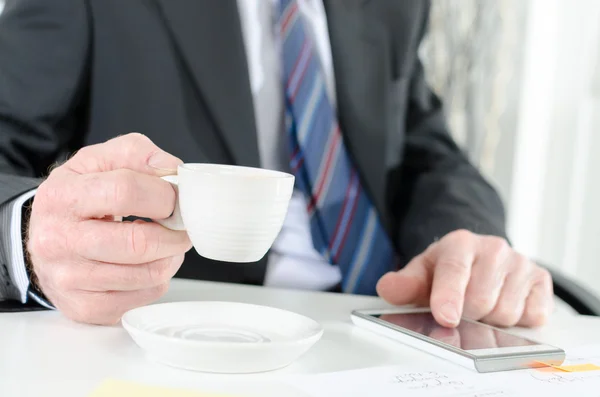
top-left (121, 301), bottom-right (324, 373)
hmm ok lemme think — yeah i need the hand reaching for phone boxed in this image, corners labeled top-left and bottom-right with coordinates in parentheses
top-left (26, 133), bottom-right (193, 325)
top-left (376, 230), bottom-right (554, 328)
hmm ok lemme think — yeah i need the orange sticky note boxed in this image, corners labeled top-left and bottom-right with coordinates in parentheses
top-left (88, 379), bottom-right (236, 397)
top-left (535, 366), bottom-right (563, 373)
top-left (552, 364), bottom-right (600, 373)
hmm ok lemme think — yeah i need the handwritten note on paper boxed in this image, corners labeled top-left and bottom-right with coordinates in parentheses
top-left (285, 366), bottom-right (517, 397)
top-left (284, 363), bottom-right (600, 396)
top-left (391, 371), bottom-right (478, 392)
top-left (393, 371), bottom-right (460, 388)
top-left (282, 344), bottom-right (600, 397)
top-left (528, 370), bottom-right (600, 386)
top-left (389, 371), bottom-right (513, 396)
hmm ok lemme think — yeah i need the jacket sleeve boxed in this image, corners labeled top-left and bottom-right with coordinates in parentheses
top-left (393, 1), bottom-right (508, 263)
top-left (0, 0), bottom-right (90, 304)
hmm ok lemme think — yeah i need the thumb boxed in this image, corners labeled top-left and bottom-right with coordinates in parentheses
top-left (65, 133), bottom-right (182, 176)
top-left (376, 255), bottom-right (432, 306)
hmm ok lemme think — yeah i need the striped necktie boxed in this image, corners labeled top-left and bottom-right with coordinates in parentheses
top-left (278, 0), bottom-right (396, 294)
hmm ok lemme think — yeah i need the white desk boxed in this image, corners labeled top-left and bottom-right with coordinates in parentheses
top-left (0, 279), bottom-right (598, 397)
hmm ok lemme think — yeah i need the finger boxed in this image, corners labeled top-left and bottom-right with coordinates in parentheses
top-left (376, 252), bottom-right (433, 307)
top-left (67, 169), bottom-right (177, 219)
top-left (76, 220), bottom-right (192, 264)
top-left (64, 132), bottom-right (182, 175)
top-left (518, 268), bottom-right (554, 327)
top-left (61, 283), bottom-right (171, 325)
top-left (75, 254), bottom-right (185, 292)
top-left (482, 253), bottom-right (534, 327)
top-left (429, 230), bottom-right (478, 327)
top-left (462, 238), bottom-right (511, 320)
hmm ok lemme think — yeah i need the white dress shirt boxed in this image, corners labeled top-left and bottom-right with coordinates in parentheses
top-left (0, 0), bottom-right (341, 305)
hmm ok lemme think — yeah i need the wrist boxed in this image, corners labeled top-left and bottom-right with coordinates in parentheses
top-left (21, 198), bottom-right (45, 299)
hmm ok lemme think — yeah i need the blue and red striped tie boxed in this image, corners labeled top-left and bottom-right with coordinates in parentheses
top-left (278, 0), bottom-right (397, 294)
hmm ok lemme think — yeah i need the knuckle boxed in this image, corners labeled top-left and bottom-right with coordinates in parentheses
top-left (514, 252), bottom-right (530, 266)
top-left (512, 253), bottom-right (534, 273)
top-left (485, 237), bottom-right (510, 258)
top-left (448, 229), bottom-right (474, 241)
top-left (124, 132), bottom-right (151, 144)
top-left (122, 132), bottom-right (153, 157)
top-left (72, 145), bottom-right (106, 172)
top-left (72, 145), bottom-right (94, 162)
top-left (68, 143), bottom-right (113, 173)
top-left (538, 268), bottom-right (553, 287)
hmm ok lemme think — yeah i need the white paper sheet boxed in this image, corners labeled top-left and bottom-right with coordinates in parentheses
top-left (284, 346), bottom-right (600, 397)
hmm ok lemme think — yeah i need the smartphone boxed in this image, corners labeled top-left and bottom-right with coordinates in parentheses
top-left (351, 307), bottom-right (565, 373)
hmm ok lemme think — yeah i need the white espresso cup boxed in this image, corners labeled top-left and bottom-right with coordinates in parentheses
top-left (156, 164), bottom-right (294, 263)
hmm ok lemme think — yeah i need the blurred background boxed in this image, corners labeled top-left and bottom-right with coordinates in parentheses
top-left (1, 0), bottom-right (599, 295)
top-left (421, 0), bottom-right (600, 298)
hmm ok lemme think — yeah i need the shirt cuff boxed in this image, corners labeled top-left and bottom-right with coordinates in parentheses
top-left (0, 189), bottom-right (54, 309)
top-left (4, 189), bottom-right (37, 302)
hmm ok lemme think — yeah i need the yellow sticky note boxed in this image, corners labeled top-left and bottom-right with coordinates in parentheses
top-left (552, 363), bottom-right (600, 373)
top-left (88, 379), bottom-right (236, 397)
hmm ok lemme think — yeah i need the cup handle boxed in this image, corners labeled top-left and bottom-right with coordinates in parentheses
top-left (155, 175), bottom-right (186, 231)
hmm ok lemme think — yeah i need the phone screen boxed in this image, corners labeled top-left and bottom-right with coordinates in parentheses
top-left (371, 312), bottom-right (539, 351)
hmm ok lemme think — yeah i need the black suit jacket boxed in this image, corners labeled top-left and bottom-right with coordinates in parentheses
top-left (0, 0), bottom-right (507, 290)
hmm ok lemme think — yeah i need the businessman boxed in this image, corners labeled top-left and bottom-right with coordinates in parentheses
top-left (0, 0), bottom-right (553, 326)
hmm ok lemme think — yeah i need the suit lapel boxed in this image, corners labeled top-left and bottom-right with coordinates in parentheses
top-left (323, 0), bottom-right (390, 222)
top-left (152, 0), bottom-right (260, 167)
